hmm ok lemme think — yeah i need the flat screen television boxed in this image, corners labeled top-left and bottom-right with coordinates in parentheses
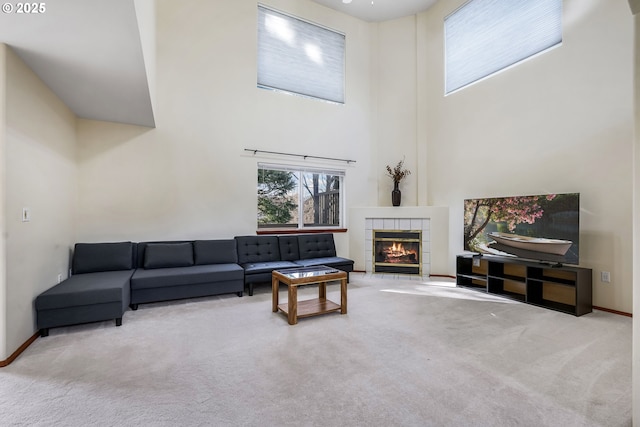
top-left (464, 193), bottom-right (580, 265)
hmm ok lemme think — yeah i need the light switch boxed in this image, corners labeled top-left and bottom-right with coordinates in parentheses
top-left (22, 207), bottom-right (30, 222)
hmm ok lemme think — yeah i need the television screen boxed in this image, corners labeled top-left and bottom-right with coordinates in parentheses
top-left (464, 193), bottom-right (580, 265)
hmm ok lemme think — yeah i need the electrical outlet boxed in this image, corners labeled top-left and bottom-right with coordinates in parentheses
top-left (472, 257), bottom-right (480, 267)
top-left (57, 274), bottom-right (62, 284)
top-left (601, 271), bottom-right (611, 283)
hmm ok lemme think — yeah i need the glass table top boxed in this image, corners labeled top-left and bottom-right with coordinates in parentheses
top-left (275, 265), bottom-right (341, 279)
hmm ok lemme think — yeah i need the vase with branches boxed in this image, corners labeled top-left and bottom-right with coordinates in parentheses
top-left (386, 159), bottom-right (411, 206)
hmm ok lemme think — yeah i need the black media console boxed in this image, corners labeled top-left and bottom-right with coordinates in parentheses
top-left (456, 254), bottom-right (592, 316)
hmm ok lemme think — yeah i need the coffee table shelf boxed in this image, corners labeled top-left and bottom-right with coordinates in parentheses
top-left (277, 298), bottom-right (342, 319)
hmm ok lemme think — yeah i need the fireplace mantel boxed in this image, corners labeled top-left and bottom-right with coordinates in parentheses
top-left (348, 206), bottom-right (449, 276)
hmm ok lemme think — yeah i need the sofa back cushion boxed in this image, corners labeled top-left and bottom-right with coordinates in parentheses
top-left (72, 242), bottom-right (134, 274)
top-left (193, 240), bottom-right (238, 265)
top-left (235, 235), bottom-right (281, 264)
top-left (143, 242), bottom-right (194, 269)
top-left (297, 234), bottom-right (337, 260)
top-left (278, 235), bottom-right (300, 261)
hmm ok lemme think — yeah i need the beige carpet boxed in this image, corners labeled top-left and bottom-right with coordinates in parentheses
top-left (0, 274), bottom-right (632, 426)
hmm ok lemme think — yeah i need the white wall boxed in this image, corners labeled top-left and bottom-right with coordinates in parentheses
top-left (373, 16), bottom-right (419, 206)
top-left (422, 0), bottom-right (634, 313)
top-left (4, 47), bottom-right (77, 359)
top-left (76, 0), bottom-right (376, 255)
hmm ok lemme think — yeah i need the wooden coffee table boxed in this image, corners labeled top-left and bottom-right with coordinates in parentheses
top-left (272, 266), bottom-right (347, 325)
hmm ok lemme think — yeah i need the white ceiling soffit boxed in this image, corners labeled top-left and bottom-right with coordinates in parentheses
top-left (311, 0), bottom-right (438, 22)
top-left (0, 0), bottom-right (155, 127)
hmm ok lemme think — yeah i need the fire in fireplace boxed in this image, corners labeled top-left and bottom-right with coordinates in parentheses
top-left (373, 230), bottom-right (422, 275)
top-left (376, 241), bottom-right (419, 264)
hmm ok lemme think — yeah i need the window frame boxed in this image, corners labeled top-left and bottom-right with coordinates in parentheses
top-left (257, 163), bottom-right (346, 232)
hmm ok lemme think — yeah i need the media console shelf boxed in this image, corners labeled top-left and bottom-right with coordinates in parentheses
top-left (456, 255), bottom-right (592, 316)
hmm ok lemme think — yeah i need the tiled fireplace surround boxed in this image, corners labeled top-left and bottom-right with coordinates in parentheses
top-left (348, 207), bottom-right (450, 278)
top-left (366, 218), bottom-right (430, 276)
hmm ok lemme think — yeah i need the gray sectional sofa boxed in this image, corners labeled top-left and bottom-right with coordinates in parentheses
top-left (236, 233), bottom-right (354, 295)
top-left (35, 242), bottom-right (135, 337)
top-left (130, 240), bottom-right (244, 310)
top-left (35, 233), bottom-right (353, 335)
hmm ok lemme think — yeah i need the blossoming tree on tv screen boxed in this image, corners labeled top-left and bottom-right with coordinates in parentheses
top-left (464, 195), bottom-right (556, 252)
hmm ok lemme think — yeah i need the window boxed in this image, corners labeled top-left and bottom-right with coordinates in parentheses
top-left (257, 5), bottom-right (345, 103)
top-left (444, 0), bottom-right (562, 94)
top-left (257, 164), bottom-right (344, 229)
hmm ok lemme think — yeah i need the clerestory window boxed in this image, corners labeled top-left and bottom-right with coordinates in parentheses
top-left (257, 5), bottom-right (345, 103)
top-left (444, 0), bottom-right (562, 94)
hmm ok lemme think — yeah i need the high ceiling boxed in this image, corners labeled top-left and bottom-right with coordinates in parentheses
top-left (0, 0), bottom-right (154, 127)
top-left (0, 1), bottom-right (438, 128)
top-left (311, 0), bottom-right (438, 22)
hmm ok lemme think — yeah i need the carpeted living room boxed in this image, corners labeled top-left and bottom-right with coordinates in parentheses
top-left (0, 0), bottom-right (639, 426)
top-left (1, 275), bottom-right (633, 425)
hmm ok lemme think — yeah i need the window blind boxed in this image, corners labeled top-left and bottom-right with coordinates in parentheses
top-left (445, 0), bottom-right (562, 94)
top-left (257, 5), bottom-right (345, 103)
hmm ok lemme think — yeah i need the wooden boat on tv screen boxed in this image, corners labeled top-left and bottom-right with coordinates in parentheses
top-left (488, 232), bottom-right (572, 256)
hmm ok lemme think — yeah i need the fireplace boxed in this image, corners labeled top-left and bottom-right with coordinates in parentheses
top-left (373, 230), bottom-right (422, 275)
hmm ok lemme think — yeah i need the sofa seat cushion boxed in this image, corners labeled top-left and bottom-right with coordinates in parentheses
top-left (131, 264), bottom-right (244, 290)
top-left (35, 270), bottom-right (134, 310)
top-left (241, 261), bottom-right (299, 276)
top-left (293, 257), bottom-right (354, 271)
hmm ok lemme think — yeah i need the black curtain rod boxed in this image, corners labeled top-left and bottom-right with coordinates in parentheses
top-left (244, 149), bottom-right (356, 164)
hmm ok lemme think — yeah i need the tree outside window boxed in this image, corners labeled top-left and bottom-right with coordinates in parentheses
top-left (258, 165), bottom-right (344, 229)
